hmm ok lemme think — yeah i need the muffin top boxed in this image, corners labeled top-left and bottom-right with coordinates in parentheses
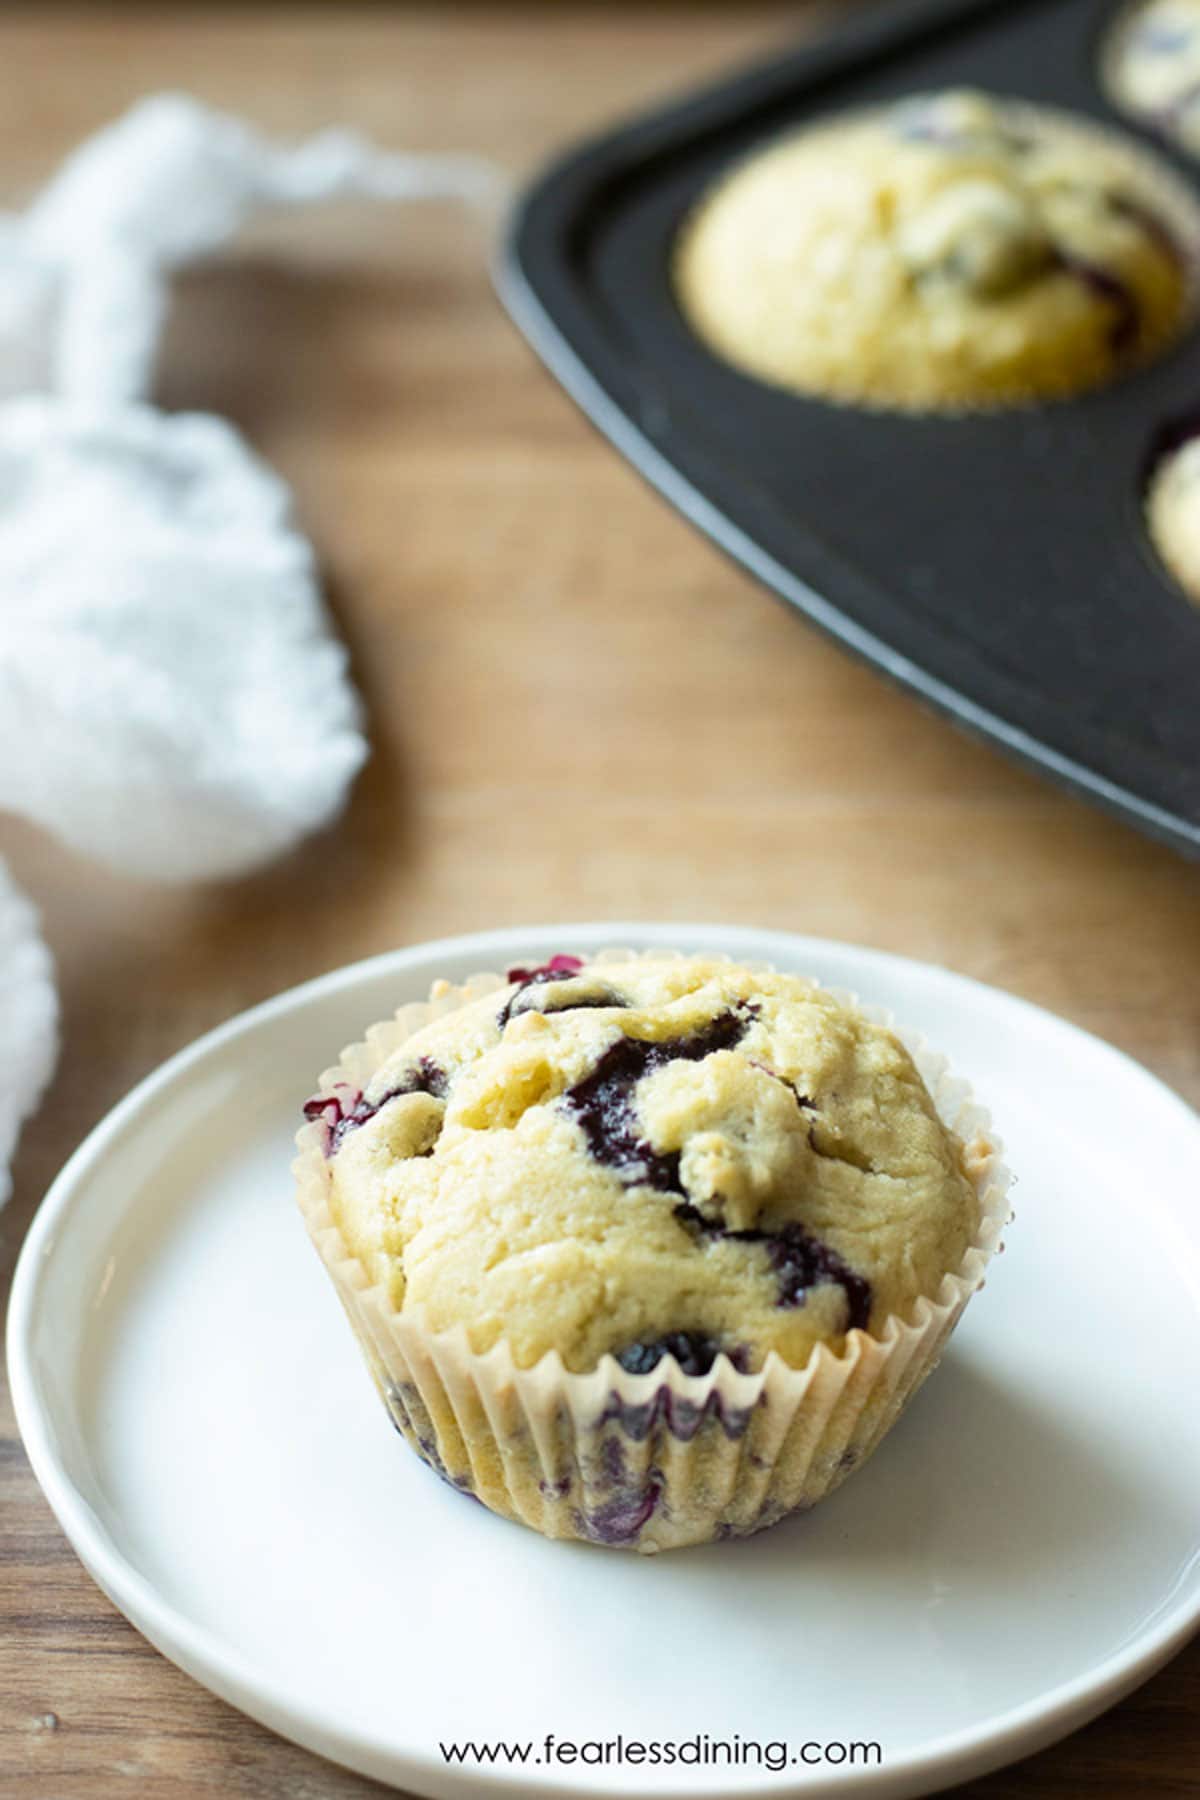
top-left (1146, 420), bottom-right (1200, 601)
top-left (674, 89), bottom-right (1193, 410)
top-left (313, 955), bottom-right (980, 1375)
top-left (1108, 1), bottom-right (1200, 155)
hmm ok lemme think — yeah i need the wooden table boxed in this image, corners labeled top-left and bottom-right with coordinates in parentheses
top-left (1, 5), bottom-right (1197, 1796)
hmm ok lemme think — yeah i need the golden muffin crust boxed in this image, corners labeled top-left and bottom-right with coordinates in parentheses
top-left (321, 955), bottom-right (980, 1375)
top-left (674, 89), bottom-right (1196, 411)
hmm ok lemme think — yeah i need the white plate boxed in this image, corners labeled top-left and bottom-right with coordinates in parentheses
top-left (9, 924), bottom-right (1200, 1800)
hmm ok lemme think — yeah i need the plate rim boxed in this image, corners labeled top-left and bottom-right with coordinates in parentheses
top-left (8, 922), bottom-right (1200, 1800)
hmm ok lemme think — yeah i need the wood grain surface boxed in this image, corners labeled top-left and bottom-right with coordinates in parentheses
top-left (1, 5), bottom-right (1197, 1797)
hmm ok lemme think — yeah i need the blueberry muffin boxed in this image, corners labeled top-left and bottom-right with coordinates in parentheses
top-left (1146, 416), bottom-right (1200, 600)
top-left (674, 89), bottom-right (1196, 411)
top-left (296, 951), bottom-right (1009, 1551)
top-left (1107, 1), bottom-right (1200, 157)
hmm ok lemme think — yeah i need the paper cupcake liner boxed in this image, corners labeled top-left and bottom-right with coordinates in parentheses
top-left (673, 94), bottom-right (1200, 417)
top-left (295, 948), bottom-right (1011, 1552)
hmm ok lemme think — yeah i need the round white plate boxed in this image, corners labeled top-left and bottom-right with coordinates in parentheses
top-left (9, 924), bottom-right (1200, 1800)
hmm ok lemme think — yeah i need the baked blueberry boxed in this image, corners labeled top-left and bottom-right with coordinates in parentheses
top-left (303, 1055), bottom-right (448, 1156)
top-left (498, 958), bottom-right (629, 1029)
top-left (615, 1332), bottom-right (736, 1376)
top-left (561, 1009), bottom-right (749, 1194)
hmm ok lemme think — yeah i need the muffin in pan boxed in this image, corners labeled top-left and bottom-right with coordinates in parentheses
top-left (296, 951), bottom-right (1009, 1552)
top-left (1107, 0), bottom-right (1200, 157)
top-left (673, 89), bottom-right (1198, 412)
top-left (1146, 415), bottom-right (1200, 601)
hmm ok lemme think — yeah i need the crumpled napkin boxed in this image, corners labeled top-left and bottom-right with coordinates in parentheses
top-left (0, 400), bottom-right (365, 879)
top-left (2, 92), bottom-right (503, 406)
top-left (0, 94), bottom-right (504, 1201)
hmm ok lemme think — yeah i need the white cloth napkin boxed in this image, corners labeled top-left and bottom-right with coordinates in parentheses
top-left (0, 94), bottom-right (504, 1201)
top-left (0, 400), bottom-right (367, 879)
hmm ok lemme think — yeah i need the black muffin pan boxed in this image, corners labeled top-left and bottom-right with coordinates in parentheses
top-left (498, 0), bottom-right (1200, 857)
